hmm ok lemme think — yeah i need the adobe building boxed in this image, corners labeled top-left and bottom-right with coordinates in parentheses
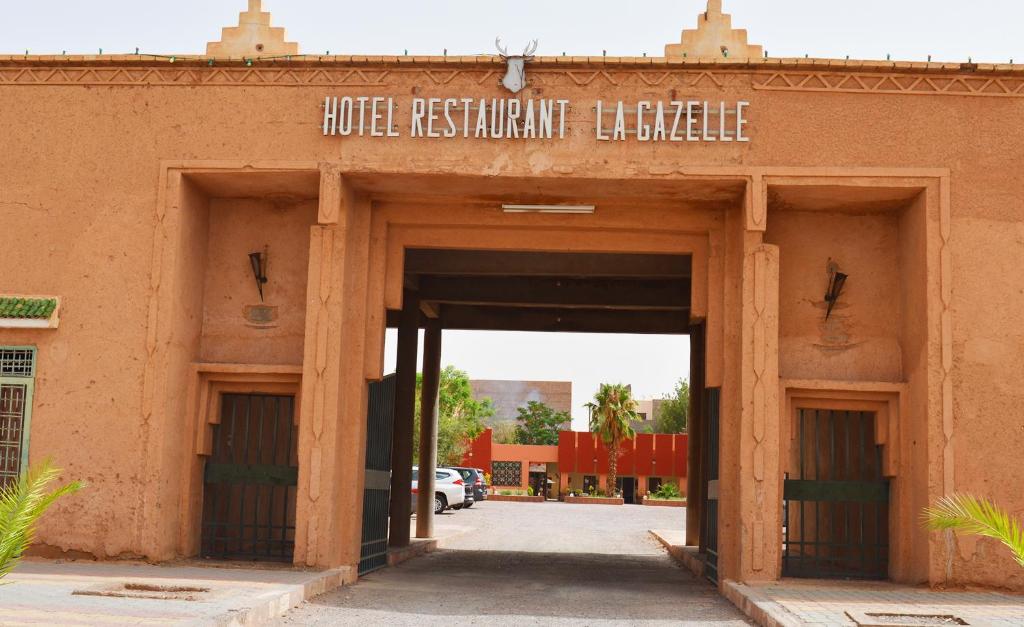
top-left (2, 0), bottom-right (1023, 590)
top-left (632, 398), bottom-right (667, 431)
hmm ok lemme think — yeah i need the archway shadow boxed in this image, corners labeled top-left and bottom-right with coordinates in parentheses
top-left (307, 549), bottom-right (749, 623)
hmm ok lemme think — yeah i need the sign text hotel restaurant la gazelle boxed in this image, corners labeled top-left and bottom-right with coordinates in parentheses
top-left (2, 0), bottom-right (1023, 595)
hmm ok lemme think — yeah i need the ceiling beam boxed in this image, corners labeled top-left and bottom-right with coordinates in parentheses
top-left (385, 305), bottom-right (692, 334)
top-left (404, 249), bottom-right (691, 279)
top-left (440, 305), bottom-right (690, 334)
top-left (416, 276), bottom-right (691, 310)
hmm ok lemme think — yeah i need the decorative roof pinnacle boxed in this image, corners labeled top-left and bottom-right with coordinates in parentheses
top-left (206, 0), bottom-right (298, 58)
top-left (666, 0), bottom-right (763, 60)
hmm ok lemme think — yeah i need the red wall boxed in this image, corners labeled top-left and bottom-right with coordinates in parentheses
top-left (654, 434), bottom-right (674, 478)
top-left (558, 431), bottom-right (577, 473)
top-left (462, 428), bottom-right (493, 471)
top-left (635, 433), bottom-right (654, 475)
top-left (596, 439), bottom-right (610, 474)
top-left (577, 432), bottom-right (596, 473)
top-left (673, 433), bottom-right (688, 478)
top-left (461, 429), bottom-right (686, 479)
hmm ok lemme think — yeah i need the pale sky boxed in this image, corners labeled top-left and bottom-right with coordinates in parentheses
top-left (3, 1), bottom-right (1022, 63)
top-left (384, 331), bottom-right (690, 431)
top-left (4, 1), bottom-right (1014, 429)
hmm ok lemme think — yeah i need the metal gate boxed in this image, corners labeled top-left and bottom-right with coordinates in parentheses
top-left (201, 394), bottom-right (297, 562)
top-left (359, 374), bottom-right (396, 576)
top-left (700, 387), bottom-right (720, 582)
top-left (783, 409), bottom-right (889, 579)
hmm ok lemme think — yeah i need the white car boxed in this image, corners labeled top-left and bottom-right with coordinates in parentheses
top-left (412, 467), bottom-right (466, 515)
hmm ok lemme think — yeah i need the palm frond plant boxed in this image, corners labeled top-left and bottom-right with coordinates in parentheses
top-left (585, 383), bottom-right (637, 498)
top-left (0, 461), bottom-right (84, 581)
top-left (923, 493), bottom-right (1024, 568)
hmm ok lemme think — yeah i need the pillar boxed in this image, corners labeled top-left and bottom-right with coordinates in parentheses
top-left (295, 169), bottom-right (372, 570)
top-left (388, 287), bottom-right (419, 547)
top-left (736, 241), bottom-right (781, 581)
top-left (732, 174), bottom-right (782, 582)
top-left (416, 318), bottom-right (442, 538)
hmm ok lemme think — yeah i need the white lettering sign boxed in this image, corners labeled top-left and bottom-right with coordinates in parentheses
top-left (323, 96), bottom-right (750, 142)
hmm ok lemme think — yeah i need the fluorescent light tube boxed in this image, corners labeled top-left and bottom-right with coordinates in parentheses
top-left (501, 204), bottom-right (595, 214)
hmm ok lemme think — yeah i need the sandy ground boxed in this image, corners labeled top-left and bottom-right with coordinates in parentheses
top-left (278, 501), bottom-right (751, 625)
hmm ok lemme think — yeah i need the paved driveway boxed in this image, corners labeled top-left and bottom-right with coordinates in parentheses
top-left (279, 501), bottom-right (751, 625)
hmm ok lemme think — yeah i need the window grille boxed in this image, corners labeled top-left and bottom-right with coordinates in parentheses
top-left (491, 461), bottom-right (521, 486)
top-left (0, 348), bottom-right (35, 377)
top-left (0, 347), bottom-right (35, 486)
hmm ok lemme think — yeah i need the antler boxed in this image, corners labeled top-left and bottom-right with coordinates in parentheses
top-left (523, 39), bottom-right (539, 57)
top-left (495, 37), bottom-right (509, 57)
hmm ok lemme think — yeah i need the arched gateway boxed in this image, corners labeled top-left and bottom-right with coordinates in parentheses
top-left (1, 0), bottom-right (1020, 594)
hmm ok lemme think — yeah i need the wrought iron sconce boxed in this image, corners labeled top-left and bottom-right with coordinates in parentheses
top-left (824, 259), bottom-right (847, 320)
top-left (249, 248), bottom-right (268, 302)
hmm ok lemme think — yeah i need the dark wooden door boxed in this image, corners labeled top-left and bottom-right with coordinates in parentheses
top-left (616, 476), bottom-right (637, 503)
top-left (201, 394), bottom-right (297, 562)
top-left (783, 409), bottom-right (889, 579)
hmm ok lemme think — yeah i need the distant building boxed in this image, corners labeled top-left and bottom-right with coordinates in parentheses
top-left (469, 380), bottom-right (572, 427)
top-left (631, 398), bottom-right (666, 433)
top-left (463, 429), bottom-right (688, 505)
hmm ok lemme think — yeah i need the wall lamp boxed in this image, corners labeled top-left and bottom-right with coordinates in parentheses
top-left (249, 248), bottom-right (268, 302)
top-left (824, 259), bottom-right (847, 320)
top-left (502, 204), bottom-right (595, 214)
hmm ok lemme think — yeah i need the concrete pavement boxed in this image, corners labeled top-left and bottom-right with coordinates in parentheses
top-left (0, 560), bottom-right (348, 625)
top-left (279, 501), bottom-right (752, 625)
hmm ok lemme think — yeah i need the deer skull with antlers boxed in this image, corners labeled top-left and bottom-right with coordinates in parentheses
top-left (496, 38), bottom-right (539, 94)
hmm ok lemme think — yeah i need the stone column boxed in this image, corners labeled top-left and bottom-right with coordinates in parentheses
top-left (295, 224), bottom-right (343, 567)
top-left (416, 318), bottom-right (442, 538)
top-left (388, 287), bottom-right (419, 547)
top-left (737, 206), bottom-right (782, 580)
top-left (295, 168), bottom-right (372, 571)
top-left (717, 176), bottom-right (782, 584)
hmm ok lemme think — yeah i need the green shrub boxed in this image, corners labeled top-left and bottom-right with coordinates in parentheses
top-left (500, 489), bottom-right (511, 496)
top-left (526, 487), bottom-right (534, 496)
top-left (653, 482), bottom-right (681, 500)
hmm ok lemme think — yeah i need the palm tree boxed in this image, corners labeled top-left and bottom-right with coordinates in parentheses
top-left (1, 461), bottom-right (83, 580)
top-left (585, 384), bottom-right (637, 498)
top-left (924, 493), bottom-right (1024, 568)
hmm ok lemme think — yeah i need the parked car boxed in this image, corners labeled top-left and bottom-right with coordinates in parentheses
top-left (445, 466), bottom-right (487, 504)
top-left (440, 468), bottom-right (475, 510)
top-left (412, 466), bottom-right (466, 515)
top-left (477, 468), bottom-right (489, 500)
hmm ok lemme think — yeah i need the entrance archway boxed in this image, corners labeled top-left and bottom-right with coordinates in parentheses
top-left (379, 248), bottom-right (699, 546)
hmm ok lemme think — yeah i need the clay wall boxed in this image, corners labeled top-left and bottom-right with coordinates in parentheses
top-left (767, 210), bottom-right (902, 382)
top-left (0, 58), bottom-right (1022, 587)
top-left (199, 198), bottom-right (316, 365)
